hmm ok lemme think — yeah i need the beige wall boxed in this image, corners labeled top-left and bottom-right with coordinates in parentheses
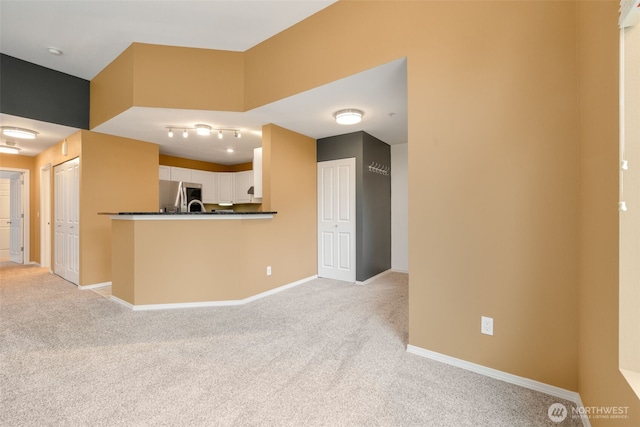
top-left (159, 154), bottom-right (252, 172)
top-left (80, 131), bottom-right (158, 285)
top-left (90, 0), bottom-right (639, 419)
top-left (577, 2), bottom-right (640, 424)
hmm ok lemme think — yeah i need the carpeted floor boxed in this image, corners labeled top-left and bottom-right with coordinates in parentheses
top-left (0, 263), bottom-right (581, 426)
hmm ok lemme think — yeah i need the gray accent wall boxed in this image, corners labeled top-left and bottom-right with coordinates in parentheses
top-left (1, 54), bottom-right (90, 129)
top-left (317, 131), bottom-right (391, 282)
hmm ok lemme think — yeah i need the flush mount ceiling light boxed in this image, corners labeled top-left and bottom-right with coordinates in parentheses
top-left (1, 126), bottom-right (38, 139)
top-left (334, 109), bottom-right (364, 125)
top-left (195, 124), bottom-right (211, 136)
top-left (226, 148), bottom-right (234, 153)
top-left (47, 47), bottom-right (63, 56)
top-left (0, 142), bottom-right (21, 154)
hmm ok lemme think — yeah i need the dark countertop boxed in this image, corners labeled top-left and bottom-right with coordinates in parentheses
top-left (114, 211), bottom-right (277, 215)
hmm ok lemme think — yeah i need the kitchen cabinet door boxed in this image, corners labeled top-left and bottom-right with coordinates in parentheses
top-left (218, 173), bottom-right (234, 205)
top-left (170, 167), bottom-right (192, 182)
top-left (159, 165), bottom-right (171, 181)
top-left (192, 170), bottom-right (217, 204)
top-left (234, 170), bottom-right (253, 204)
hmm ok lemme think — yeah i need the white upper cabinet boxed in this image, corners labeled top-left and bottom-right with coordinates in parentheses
top-left (234, 171), bottom-right (253, 204)
top-left (218, 172), bottom-right (234, 205)
top-left (191, 170), bottom-right (217, 204)
top-left (170, 167), bottom-right (192, 182)
top-left (159, 165), bottom-right (171, 181)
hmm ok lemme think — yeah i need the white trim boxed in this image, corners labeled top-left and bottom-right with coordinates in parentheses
top-left (110, 275), bottom-right (318, 311)
top-left (110, 295), bottom-right (135, 310)
top-left (406, 345), bottom-right (582, 405)
top-left (391, 268), bottom-right (408, 274)
top-left (111, 214), bottom-right (274, 221)
top-left (355, 269), bottom-right (393, 285)
top-left (78, 281), bottom-right (112, 290)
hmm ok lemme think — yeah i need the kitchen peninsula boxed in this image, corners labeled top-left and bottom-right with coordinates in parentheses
top-left (110, 211), bottom-right (284, 309)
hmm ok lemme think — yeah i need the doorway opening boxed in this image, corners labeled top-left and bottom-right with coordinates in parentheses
top-left (0, 168), bottom-right (30, 264)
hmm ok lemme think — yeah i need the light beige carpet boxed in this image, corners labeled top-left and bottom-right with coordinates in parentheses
top-left (0, 263), bottom-right (581, 426)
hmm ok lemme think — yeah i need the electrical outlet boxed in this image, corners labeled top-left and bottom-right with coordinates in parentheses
top-left (481, 316), bottom-right (493, 336)
top-left (266, 266), bottom-right (272, 276)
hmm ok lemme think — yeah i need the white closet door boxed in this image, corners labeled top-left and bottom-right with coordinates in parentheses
top-left (54, 158), bottom-right (80, 285)
top-left (317, 158), bottom-right (356, 282)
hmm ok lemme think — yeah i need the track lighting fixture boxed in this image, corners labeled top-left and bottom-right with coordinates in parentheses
top-left (165, 125), bottom-right (242, 139)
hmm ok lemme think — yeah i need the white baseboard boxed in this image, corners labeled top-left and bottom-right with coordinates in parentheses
top-left (391, 268), bottom-right (408, 274)
top-left (355, 269), bottom-right (393, 285)
top-left (78, 281), bottom-right (112, 290)
top-left (407, 344), bottom-right (582, 405)
top-left (110, 275), bottom-right (318, 311)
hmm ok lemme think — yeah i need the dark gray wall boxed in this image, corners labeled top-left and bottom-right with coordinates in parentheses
top-left (1, 54), bottom-right (90, 129)
top-left (317, 131), bottom-right (391, 282)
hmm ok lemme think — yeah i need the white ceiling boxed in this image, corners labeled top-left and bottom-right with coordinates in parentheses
top-left (0, 0), bottom-right (408, 164)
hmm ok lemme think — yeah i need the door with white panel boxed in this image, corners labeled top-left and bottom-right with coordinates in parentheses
top-left (9, 174), bottom-right (24, 263)
top-left (317, 158), bottom-right (356, 282)
top-left (54, 158), bottom-right (80, 285)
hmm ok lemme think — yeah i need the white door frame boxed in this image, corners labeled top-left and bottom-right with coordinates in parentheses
top-left (317, 158), bottom-right (356, 282)
top-left (40, 164), bottom-right (52, 270)
top-left (0, 168), bottom-right (29, 264)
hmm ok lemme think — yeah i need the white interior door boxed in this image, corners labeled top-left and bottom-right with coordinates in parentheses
top-left (0, 179), bottom-right (10, 261)
top-left (40, 165), bottom-right (51, 269)
top-left (54, 158), bottom-right (80, 285)
top-left (318, 158), bottom-right (356, 282)
top-left (9, 174), bottom-right (24, 263)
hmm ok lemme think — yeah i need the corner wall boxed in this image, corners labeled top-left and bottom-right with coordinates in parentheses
top-left (577, 2), bottom-right (640, 424)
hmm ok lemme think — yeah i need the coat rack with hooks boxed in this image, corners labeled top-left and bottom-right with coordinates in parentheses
top-left (368, 162), bottom-right (390, 176)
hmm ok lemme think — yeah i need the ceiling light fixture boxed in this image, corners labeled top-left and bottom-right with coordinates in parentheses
top-left (195, 124), bottom-right (211, 136)
top-left (0, 143), bottom-right (21, 154)
top-left (47, 47), bottom-right (63, 55)
top-left (1, 126), bottom-right (38, 139)
top-left (165, 126), bottom-right (242, 139)
top-left (334, 109), bottom-right (364, 125)
top-left (226, 148), bottom-right (234, 153)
